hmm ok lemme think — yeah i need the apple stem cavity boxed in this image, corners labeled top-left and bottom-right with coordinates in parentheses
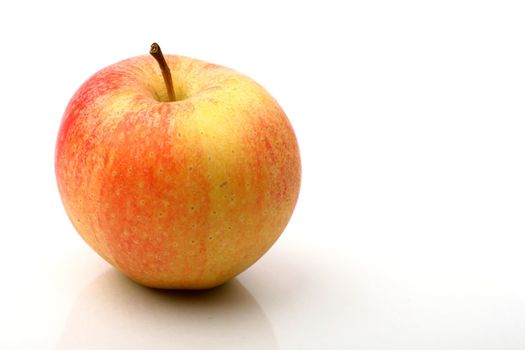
top-left (150, 43), bottom-right (176, 102)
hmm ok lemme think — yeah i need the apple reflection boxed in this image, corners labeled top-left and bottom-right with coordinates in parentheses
top-left (58, 269), bottom-right (277, 350)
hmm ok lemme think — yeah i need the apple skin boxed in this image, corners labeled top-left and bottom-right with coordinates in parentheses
top-left (55, 54), bottom-right (301, 289)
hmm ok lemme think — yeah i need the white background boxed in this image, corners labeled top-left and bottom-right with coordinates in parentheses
top-left (1, 0), bottom-right (525, 349)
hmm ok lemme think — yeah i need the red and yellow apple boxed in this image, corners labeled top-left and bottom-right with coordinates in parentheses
top-left (55, 44), bottom-right (301, 289)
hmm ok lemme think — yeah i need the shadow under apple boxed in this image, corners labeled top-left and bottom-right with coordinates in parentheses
top-left (57, 269), bottom-right (277, 350)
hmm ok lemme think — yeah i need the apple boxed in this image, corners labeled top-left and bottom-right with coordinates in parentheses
top-left (55, 43), bottom-right (301, 289)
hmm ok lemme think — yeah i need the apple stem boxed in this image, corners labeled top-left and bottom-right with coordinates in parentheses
top-left (150, 43), bottom-right (176, 102)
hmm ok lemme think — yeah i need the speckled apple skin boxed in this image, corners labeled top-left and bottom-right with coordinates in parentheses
top-left (55, 55), bottom-right (301, 289)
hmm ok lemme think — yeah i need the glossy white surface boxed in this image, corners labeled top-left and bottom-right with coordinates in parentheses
top-left (1, 0), bottom-right (525, 349)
